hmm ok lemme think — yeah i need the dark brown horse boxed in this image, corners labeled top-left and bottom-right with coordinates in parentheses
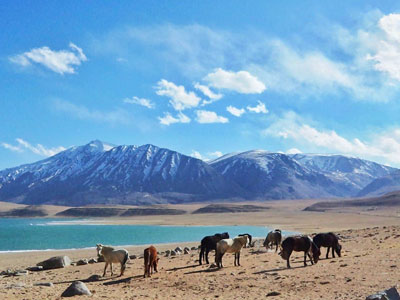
top-left (280, 236), bottom-right (320, 268)
top-left (313, 232), bottom-right (342, 259)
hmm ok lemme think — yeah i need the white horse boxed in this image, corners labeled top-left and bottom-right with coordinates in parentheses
top-left (215, 235), bottom-right (248, 268)
top-left (96, 244), bottom-right (129, 277)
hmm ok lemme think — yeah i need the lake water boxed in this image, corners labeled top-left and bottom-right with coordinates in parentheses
top-left (0, 218), bottom-right (294, 252)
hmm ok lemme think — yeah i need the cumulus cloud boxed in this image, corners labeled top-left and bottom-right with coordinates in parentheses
top-left (1, 139), bottom-right (66, 157)
top-left (158, 112), bottom-right (191, 126)
top-left (366, 13), bottom-right (400, 81)
top-left (246, 101), bottom-right (268, 114)
top-left (286, 148), bottom-right (302, 154)
top-left (155, 79), bottom-right (201, 110)
top-left (9, 42), bottom-right (87, 74)
top-left (226, 105), bottom-right (246, 117)
top-left (190, 150), bottom-right (223, 161)
top-left (53, 99), bottom-right (130, 125)
top-left (263, 111), bottom-right (400, 166)
top-left (190, 150), bottom-right (203, 160)
top-left (194, 83), bottom-right (223, 105)
top-left (195, 110), bottom-right (229, 124)
top-left (204, 68), bottom-right (266, 94)
top-left (124, 96), bottom-right (154, 108)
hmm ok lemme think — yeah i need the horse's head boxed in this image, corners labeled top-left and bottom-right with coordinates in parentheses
top-left (221, 232), bottom-right (229, 239)
top-left (311, 243), bottom-right (321, 264)
top-left (335, 244), bottom-right (342, 257)
top-left (96, 244), bottom-right (103, 256)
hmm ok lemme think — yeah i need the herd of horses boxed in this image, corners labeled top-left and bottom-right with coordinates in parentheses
top-left (96, 230), bottom-right (342, 278)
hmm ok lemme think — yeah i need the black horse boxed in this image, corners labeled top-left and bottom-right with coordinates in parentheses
top-left (280, 236), bottom-right (320, 268)
top-left (313, 232), bottom-right (342, 259)
top-left (199, 232), bottom-right (229, 265)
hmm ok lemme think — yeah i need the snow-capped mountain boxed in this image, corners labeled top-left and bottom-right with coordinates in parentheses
top-left (0, 141), bottom-right (243, 206)
top-left (210, 151), bottom-right (397, 199)
top-left (290, 154), bottom-right (396, 196)
top-left (210, 150), bottom-right (342, 199)
top-left (0, 141), bottom-right (398, 205)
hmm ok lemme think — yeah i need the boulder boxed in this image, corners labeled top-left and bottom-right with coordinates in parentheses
top-left (76, 259), bottom-right (88, 266)
top-left (366, 287), bottom-right (400, 300)
top-left (184, 249), bottom-right (190, 255)
top-left (129, 254), bottom-right (137, 260)
top-left (61, 281), bottom-right (92, 297)
top-left (97, 255), bottom-right (105, 262)
top-left (84, 274), bottom-right (101, 282)
top-left (37, 256), bottom-right (71, 270)
top-left (175, 247), bottom-right (183, 253)
top-left (191, 247), bottom-right (197, 251)
top-left (170, 250), bottom-right (177, 256)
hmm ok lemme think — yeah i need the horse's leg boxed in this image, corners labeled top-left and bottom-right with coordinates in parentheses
top-left (332, 246), bottom-right (335, 258)
top-left (307, 253), bottom-right (314, 265)
top-left (304, 251), bottom-right (307, 266)
top-left (103, 262), bottom-right (108, 277)
top-left (110, 263), bottom-right (114, 276)
top-left (326, 247), bottom-right (330, 259)
top-left (237, 252), bottom-right (241, 266)
top-left (205, 249), bottom-right (210, 264)
top-left (275, 242), bottom-right (278, 253)
top-left (286, 250), bottom-right (292, 268)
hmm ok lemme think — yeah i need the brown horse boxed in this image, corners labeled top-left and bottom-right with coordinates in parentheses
top-left (144, 246), bottom-right (159, 278)
top-left (280, 236), bottom-right (320, 268)
top-left (313, 232), bottom-right (342, 259)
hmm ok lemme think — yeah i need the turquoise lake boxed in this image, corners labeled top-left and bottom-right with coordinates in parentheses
top-left (0, 218), bottom-right (293, 252)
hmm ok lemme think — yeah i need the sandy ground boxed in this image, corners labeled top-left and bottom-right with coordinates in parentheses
top-left (0, 201), bottom-right (399, 299)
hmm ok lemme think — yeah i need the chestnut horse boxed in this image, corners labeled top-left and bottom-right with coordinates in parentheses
top-left (280, 236), bottom-right (320, 268)
top-left (313, 232), bottom-right (342, 259)
top-left (144, 245), bottom-right (159, 278)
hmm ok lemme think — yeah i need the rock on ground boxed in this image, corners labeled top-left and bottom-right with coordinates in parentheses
top-left (37, 256), bottom-right (71, 270)
top-left (61, 281), bottom-right (92, 297)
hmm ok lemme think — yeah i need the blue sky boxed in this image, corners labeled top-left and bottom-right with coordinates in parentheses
top-left (1, 0), bottom-right (400, 169)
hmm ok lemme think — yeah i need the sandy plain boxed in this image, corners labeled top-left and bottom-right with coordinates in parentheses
top-left (0, 200), bottom-right (399, 299)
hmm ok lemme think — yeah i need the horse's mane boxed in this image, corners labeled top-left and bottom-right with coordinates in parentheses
top-left (97, 244), bottom-right (115, 254)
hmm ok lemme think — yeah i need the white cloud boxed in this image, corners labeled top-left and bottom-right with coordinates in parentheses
top-left (194, 83), bottom-right (223, 105)
top-left (1, 139), bottom-right (66, 157)
top-left (286, 148), bottom-right (302, 154)
top-left (53, 99), bottom-right (130, 125)
top-left (9, 42), bottom-right (87, 74)
top-left (190, 150), bottom-right (223, 161)
top-left (195, 110), bottom-right (229, 124)
top-left (263, 111), bottom-right (400, 166)
top-left (190, 150), bottom-right (203, 160)
top-left (366, 13), bottom-right (400, 81)
top-left (158, 112), bottom-right (191, 126)
top-left (155, 79), bottom-right (201, 110)
top-left (246, 101), bottom-right (268, 114)
top-left (226, 105), bottom-right (246, 117)
top-left (124, 96), bottom-right (154, 109)
top-left (204, 68), bottom-right (266, 94)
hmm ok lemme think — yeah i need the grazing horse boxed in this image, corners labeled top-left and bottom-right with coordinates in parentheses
top-left (215, 235), bottom-right (248, 268)
top-left (280, 236), bottom-right (320, 268)
top-left (313, 232), bottom-right (342, 259)
top-left (263, 229), bottom-right (282, 252)
top-left (96, 244), bottom-right (129, 277)
top-left (144, 245), bottom-right (159, 278)
top-left (238, 233), bottom-right (253, 248)
top-left (199, 232), bottom-right (229, 265)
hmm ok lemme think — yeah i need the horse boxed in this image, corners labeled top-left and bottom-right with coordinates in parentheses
top-left (144, 245), bottom-right (159, 278)
top-left (215, 235), bottom-right (248, 268)
top-left (96, 244), bottom-right (129, 277)
top-left (280, 236), bottom-right (320, 268)
top-left (199, 232), bottom-right (229, 265)
top-left (263, 229), bottom-right (282, 252)
top-left (238, 233), bottom-right (253, 248)
top-left (313, 232), bottom-right (342, 259)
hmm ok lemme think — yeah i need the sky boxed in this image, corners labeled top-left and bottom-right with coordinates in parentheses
top-left (1, 1), bottom-right (400, 169)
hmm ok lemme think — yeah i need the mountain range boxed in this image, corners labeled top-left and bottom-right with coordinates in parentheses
top-left (0, 140), bottom-right (398, 206)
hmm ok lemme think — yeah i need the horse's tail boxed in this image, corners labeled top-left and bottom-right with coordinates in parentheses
top-left (199, 246), bottom-right (205, 265)
top-left (122, 251), bottom-right (129, 267)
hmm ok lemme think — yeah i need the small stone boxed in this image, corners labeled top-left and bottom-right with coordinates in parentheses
top-left (76, 259), bottom-right (88, 266)
top-left (170, 250), bottom-right (177, 256)
top-left (34, 282), bottom-right (54, 287)
top-left (320, 281), bottom-right (330, 285)
top-left (26, 266), bottom-right (43, 272)
top-left (184, 249), bottom-right (190, 255)
top-left (266, 291), bottom-right (281, 297)
top-left (191, 247), bottom-right (197, 251)
top-left (84, 274), bottom-right (101, 282)
top-left (97, 255), bottom-right (105, 262)
top-left (175, 247), bottom-right (183, 253)
top-left (129, 255), bottom-right (137, 260)
top-left (88, 258), bottom-right (97, 264)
